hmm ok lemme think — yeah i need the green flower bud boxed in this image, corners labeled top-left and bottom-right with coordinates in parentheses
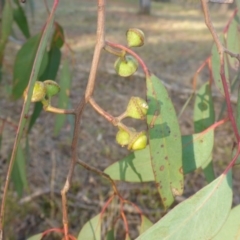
top-left (114, 55), bottom-right (138, 77)
top-left (24, 81), bottom-right (46, 102)
top-left (126, 97), bottom-right (148, 120)
top-left (116, 128), bottom-right (130, 147)
top-left (43, 80), bottom-right (60, 97)
top-left (128, 131), bottom-right (147, 151)
top-left (126, 28), bottom-right (145, 47)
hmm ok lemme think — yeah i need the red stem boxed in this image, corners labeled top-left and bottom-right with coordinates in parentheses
top-left (105, 41), bottom-right (150, 77)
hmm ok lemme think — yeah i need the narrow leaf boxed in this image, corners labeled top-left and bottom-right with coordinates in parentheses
top-left (11, 145), bottom-right (28, 197)
top-left (194, 81), bottom-right (215, 182)
top-left (78, 214), bottom-right (101, 240)
top-left (237, 85), bottom-right (240, 133)
top-left (54, 59), bottom-right (71, 136)
top-left (212, 205), bottom-right (240, 240)
top-left (0, 0), bottom-right (13, 44)
top-left (104, 130), bottom-right (214, 182)
top-left (26, 233), bottom-right (42, 240)
top-left (12, 34), bottom-right (49, 99)
top-left (146, 74), bottom-right (183, 208)
top-left (13, 0), bottom-right (31, 39)
top-left (106, 229), bottom-right (115, 240)
top-left (194, 82), bottom-right (215, 133)
top-left (39, 47), bottom-right (61, 81)
top-left (51, 22), bottom-right (65, 48)
top-left (140, 216), bottom-right (153, 234)
top-left (211, 36), bottom-right (230, 96)
top-left (136, 171), bottom-right (232, 240)
top-left (28, 47), bottom-right (61, 133)
top-left (227, 17), bottom-right (240, 70)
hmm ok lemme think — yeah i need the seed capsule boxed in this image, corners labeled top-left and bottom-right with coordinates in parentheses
top-left (114, 55), bottom-right (138, 77)
top-left (43, 80), bottom-right (60, 97)
top-left (24, 81), bottom-right (46, 102)
top-left (125, 97), bottom-right (148, 120)
top-left (116, 128), bottom-right (130, 147)
top-left (128, 131), bottom-right (147, 151)
top-left (126, 28), bottom-right (145, 47)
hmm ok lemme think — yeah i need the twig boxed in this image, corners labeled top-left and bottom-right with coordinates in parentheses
top-left (76, 159), bottom-right (121, 197)
top-left (85, 0), bottom-right (105, 101)
top-left (201, 0), bottom-right (239, 142)
top-left (105, 41), bottom-right (149, 77)
top-left (60, 1), bottom-right (106, 239)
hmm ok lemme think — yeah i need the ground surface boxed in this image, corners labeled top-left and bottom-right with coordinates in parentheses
top-left (0, 0), bottom-right (239, 239)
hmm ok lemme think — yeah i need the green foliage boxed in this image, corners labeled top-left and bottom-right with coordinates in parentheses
top-left (12, 34), bottom-right (48, 99)
top-left (105, 131), bottom-right (214, 182)
top-left (11, 145), bottom-right (28, 197)
top-left (13, 0), bottom-right (31, 39)
top-left (136, 171), bottom-right (232, 240)
top-left (54, 59), bottom-right (72, 136)
top-left (146, 74), bottom-right (183, 208)
top-left (0, 0), bottom-right (13, 81)
top-left (77, 214), bottom-right (101, 240)
top-left (211, 35), bottom-right (230, 96)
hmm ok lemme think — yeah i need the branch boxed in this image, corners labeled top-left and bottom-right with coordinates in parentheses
top-left (201, 0), bottom-right (240, 142)
top-left (60, 0), bottom-right (106, 239)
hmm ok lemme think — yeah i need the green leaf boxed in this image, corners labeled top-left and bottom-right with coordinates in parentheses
top-left (13, 0), bottom-right (30, 39)
top-left (237, 85), bottom-right (240, 133)
top-left (136, 171), bottom-right (232, 240)
top-left (182, 130), bottom-right (214, 173)
top-left (39, 47), bottom-right (61, 80)
top-left (54, 59), bottom-right (71, 136)
top-left (212, 205), bottom-right (240, 240)
top-left (194, 81), bottom-right (215, 182)
top-left (11, 145), bottom-right (28, 197)
top-left (27, 102), bottom-right (43, 133)
top-left (140, 216), bottom-right (153, 235)
top-left (227, 17), bottom-right (240, 70)
top-left (51, 22), bottom-right (64, 48)
top-left (104, 130), bottom-right (214, 182)
top-left (26, 233), bottom-right (42, 240)
top-left (28, 47), bottom-right (61, 133)
top-left (211, 36), bottom-right (230, 96)
top-left (194, 82), bottom-right (215, 133)
top-left (106, 229), bottom-right (115, 240)
top-left (78, 214), bottom-right (101, 240)
top-left (12, 34), bottom-right (49, 99)
top-left (146, 74), bottom-right (183, 208)
top-left (0, 0), bottom-right (13, 45)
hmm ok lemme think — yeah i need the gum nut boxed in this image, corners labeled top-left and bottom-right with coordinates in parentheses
top-left (126, 97), bottom-right (148, 119)
top-left (131, 133), bottom-right (147, 150)
top-left (24, 81), bottom-right (46, 102)
top-left (43, 80), bottom-right (60, 97)
top-left (126, 28), bottom-right (145, 47)
top-left (116, 129), bottom-right (130, 147)
top-left (114, 55), bottom-right (138, 77)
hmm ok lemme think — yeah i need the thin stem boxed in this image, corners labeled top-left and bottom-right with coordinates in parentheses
top-left (104, 45), bottom-right (125, 57)
top-left (89, 97), bottom-right (117, 124)
top-left (0, 1), bottom-right (59, 238)
top-left (60, 0), bottom-right (106, 238)
top-left (76, 159), bottom-right (121, 197)
top-left (85, 0), bottom-right (105, 101)
top-left (45, 105), bottom-right (75, 115)
top-left (105, 41), bottom-right (149, 77)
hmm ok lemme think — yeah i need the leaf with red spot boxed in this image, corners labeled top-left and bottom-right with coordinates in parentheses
top-left (146, 74), bottom-right (183, 209)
